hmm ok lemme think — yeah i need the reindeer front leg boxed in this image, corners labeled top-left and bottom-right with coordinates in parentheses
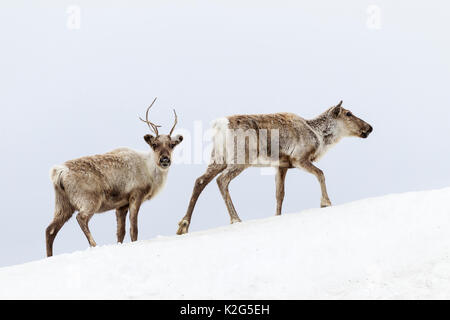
top-left (116, 205), bottom-right (129, 243)
top-left (275, 167), bottom-right (288, 215)
top-left (293, 159), bottom-right (332, 208)
top-left (129, 193), bottom-right (144, 242)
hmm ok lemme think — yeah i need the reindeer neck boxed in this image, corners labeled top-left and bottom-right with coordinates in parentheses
top-left (306, 112), bottom-right (342, 146)
top-left (137, 149), bottom-right (157, 171)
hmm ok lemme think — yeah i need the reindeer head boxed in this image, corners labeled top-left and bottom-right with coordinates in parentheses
top-left (140, 98), bottom-right (183, 169)
top-left (329, 100), bottom-right (373, 138)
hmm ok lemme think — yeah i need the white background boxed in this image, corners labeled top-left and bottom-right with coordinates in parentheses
top-left (0, 0), bottom-right (449, 267)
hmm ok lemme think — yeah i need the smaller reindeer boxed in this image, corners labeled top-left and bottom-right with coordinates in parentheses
top-left (177, 100), bottom-right (373, 235)
top-left (46, 98), bottom-right (183, 257)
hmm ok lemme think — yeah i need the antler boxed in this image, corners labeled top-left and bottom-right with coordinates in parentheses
top-left (169, 109), bottom-right (178, 136)
top-left (139, 97), bottom-right (161, 136)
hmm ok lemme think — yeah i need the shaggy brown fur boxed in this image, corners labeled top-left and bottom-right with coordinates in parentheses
top-left (46, 101), bottom-right (183, 257)
top-left (176, 100), bottom-right (373, 235)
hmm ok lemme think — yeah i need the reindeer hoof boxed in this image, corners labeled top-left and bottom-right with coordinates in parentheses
top-left (230, 218), bottom-right (242, 224)
top-left (176, 220), bottom-right (190, 235)
top-left (320, 199), bottom-right (332, 208)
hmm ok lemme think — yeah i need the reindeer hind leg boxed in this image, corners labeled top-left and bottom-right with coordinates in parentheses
top-left (176, 163), bottom-right (227, 235)
top-left (46, 192), bottom-right (74, 257)
top-left (216, 164), bottom-right (248, 224)
top-left (76, 210), bottom-right (97, 247)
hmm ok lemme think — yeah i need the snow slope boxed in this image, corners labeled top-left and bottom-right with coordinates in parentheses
top-left (1, 188), bottom-right (450, 299)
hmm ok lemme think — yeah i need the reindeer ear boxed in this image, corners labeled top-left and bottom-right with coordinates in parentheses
top-left (144, 134), bottom-right (155, 145)
top-left (331, 105), bottom-right (342, 118)
top-left (171, 134), bottom-right (183, 145)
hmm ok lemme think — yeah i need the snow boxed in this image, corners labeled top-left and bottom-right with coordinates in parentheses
top-left (1, 187), bottom-right (450, 299)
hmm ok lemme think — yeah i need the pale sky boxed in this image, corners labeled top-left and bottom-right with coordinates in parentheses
top-left (1, 0), bottom-right (449, 267)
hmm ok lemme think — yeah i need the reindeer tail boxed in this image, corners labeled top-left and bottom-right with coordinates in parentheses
top-left (50, 165), bottom-right (67, 192)
top-left (210, 117), bottom-right (230, 164)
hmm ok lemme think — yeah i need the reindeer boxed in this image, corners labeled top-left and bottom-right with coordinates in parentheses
top-left (176, 100), bottom-right (373, 235)
top-left (46, 98), bottom-right (183, 257)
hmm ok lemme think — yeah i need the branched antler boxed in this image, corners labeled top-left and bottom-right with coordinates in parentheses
top-left (169, 109), bottom-right (178, 136)
top-left (139, 97), bottom-right (161, 136)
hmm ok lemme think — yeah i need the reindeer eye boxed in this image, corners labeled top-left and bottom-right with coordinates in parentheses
top-left (151, 143), bottom-right (158, 148)
top-left (170, 143), bottom-right (176, 148)
top-left (346, 112), bottom-right (352, 117)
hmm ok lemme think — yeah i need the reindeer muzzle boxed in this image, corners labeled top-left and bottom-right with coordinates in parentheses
top-left (160, 156), bottom-right (171, 168)
top-left (360, 125), bottom-right (373, 138)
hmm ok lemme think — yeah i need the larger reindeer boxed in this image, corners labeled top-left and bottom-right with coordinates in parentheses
top-left (177, 100), bottom-right (372, 235)
top-left (46, 98), bottom-right (183, 257)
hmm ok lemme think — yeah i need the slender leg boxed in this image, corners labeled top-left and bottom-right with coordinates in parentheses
top-left (46, 189), bottom-right (74, 257)
top-left (76, 211), bottom-right (97, 247)
top-left (116, 205), bottom-right (129, 243)
top-left (216, 165), bottom-right (248, 224)
top-left (129, 194), bottom-right (143, 242)
top-left (45, 210), bottom-right (74, 257)
top-left (176, 163), bottom-right (227, 235)
top-left (293, 159), bottom-right (331, 207)
top-left (275, 167), bottom-right (288, 215)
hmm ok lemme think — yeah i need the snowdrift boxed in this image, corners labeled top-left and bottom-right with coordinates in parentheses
top-left (1, 188), bottom-right (450, 299)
